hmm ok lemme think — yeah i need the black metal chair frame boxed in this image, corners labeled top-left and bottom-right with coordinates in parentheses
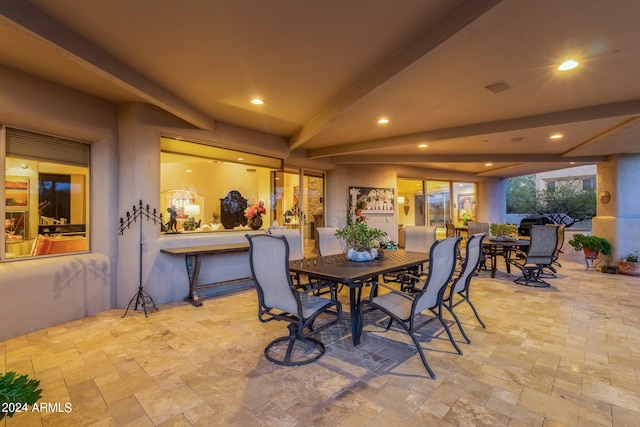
top-left (444, 233), bottom-right (486, 344)
top-left (507, 225), bottom-right (558, 288)
top-left (360, 237), bottom-right (461, 378)
top-left (247, 234), bottom-right (342, 366)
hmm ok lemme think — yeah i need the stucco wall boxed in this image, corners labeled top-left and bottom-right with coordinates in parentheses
top-left (0, 65), bottom-right (118, 339)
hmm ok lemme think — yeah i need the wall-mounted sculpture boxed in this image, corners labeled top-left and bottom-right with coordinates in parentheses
top-left (220, 190), bottom-right (248, 229)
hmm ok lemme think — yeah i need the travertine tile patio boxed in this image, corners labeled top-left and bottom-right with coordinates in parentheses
top-left (2, 259), bottom-right (640, 426)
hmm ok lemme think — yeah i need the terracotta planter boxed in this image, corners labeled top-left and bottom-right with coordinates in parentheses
top-left (583, 248), bottom-right (599, 259)
top-left (618, 261), bottom-right (640, 276)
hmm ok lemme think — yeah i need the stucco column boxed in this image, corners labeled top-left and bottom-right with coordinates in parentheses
top-left (592, 154), bottom-right (640, 263)
top-left (478, 177), bottom-right (506, 225)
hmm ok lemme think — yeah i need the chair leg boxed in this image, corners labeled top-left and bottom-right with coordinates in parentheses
top-left (406, 331), bottom-right (436, 379)
top-left (464, 298), bottom-right (486, 328)
top-left (434, 310), bottom-right (463, 355)
top-left (264, 323), bottom-right (326, 366)
top-left (445, 304), bottom-right (471, 344)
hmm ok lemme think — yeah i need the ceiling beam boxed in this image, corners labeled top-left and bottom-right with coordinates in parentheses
top-left (288, 0), bottom-right (503, 150)
top-left (329, 154), bottom-right (606, 164)
top-left (0, 0), bottom-right (217, 131)
top-left (307, 100), bottom-right (640, 158)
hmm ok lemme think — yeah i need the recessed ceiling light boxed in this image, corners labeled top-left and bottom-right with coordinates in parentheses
top-left (250, 98), bottom-right (264, 105)
top-left (377, 118), bottom-right (389, 124)
top-left (185, 169), bottom-right (192, 173)
top-left (418, 144), bottom-right (427, 148)
top-left (558, 59), bottom-right (579, 71)
top-left (485, 163), bottom-right (493, 167)
top-left (237, 157), bottom-right (244, 161)
top-left (550, 133), bottom-right (563, 140)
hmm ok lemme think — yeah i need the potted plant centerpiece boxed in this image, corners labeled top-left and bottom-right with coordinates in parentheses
top-left (489, 223), bottom-right (518, 241)
top-left (618, 251), bottom-right (640, 276)
top-left (334, 221), bottom-right (386, 261)
top-left (568, 233), bottom-right (611, 268)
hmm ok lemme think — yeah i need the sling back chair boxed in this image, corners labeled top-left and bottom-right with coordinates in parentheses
top-left (384, 225), bottom-right (437, 292)
top-left (542, 223), bottom-right (565, 277)
top-left (360, 236), bottom-right (461, 378)
top-left (247, 234), bottom-right (342, 366)
top-left (316, 227), bottom-right (344, 256)
top-left (466, 222), bottom-right (490, 271)
top-left (444, 233), bottom-right (486, 344)
top-left (507, 225), bottom-right (558, 288)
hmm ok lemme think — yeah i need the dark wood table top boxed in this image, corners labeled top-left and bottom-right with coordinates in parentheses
top-left (289, 250), bottom-right (430, 286)
top-left (160, 242), bottom-right (249, 256)
top-left (482, 239), bottom-right (530, 247)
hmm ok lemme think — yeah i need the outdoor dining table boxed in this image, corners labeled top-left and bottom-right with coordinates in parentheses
top-left (289, 250), bottom-right (430, 346)
top-left (482, 239), bottom-right (530, 278)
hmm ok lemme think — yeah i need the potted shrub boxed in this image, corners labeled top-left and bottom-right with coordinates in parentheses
top-left (567, 234), bottom-right (611, 258)
top-left (0, 371), bottom-right (42, 420)
top-left (618, 251), bottom-right (640, 276)
top-left (489, 223), bottom-right (518, 241)
top-left (334, 221), bottom-right (386, 261)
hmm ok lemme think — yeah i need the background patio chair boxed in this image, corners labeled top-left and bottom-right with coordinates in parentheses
top-left (360, 236), bottom-right (461, 378)
top-left (316, 227), bottom-right (343, 256)
top-left (467, 222), bottom-right (490, 270)
top-left (507, 225), bottom-right (558, 287)
top-left (385, 225), bottom-right (437, 292)
top-left (444, 233), bottom-right (486, 344)
top-left (247, 234), bottom-right (342, 366)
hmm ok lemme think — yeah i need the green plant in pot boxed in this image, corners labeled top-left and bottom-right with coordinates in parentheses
top-left (567, 234), bottom-right (611, 257)
top-left (568, 234), bottom-right (611, 269)
top-left (335, 221), bottom-right (386, 261)
top-left (489, 223), bottom-right (517, 241)
top-left (0, 371), bottom-right (42, 420)
top-left (619, 250), bottom-right (640, 276)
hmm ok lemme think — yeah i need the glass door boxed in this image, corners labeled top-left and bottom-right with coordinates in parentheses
top-left (272, 169), bottom-right (324, 257)
top-left (302, 170), bottom-right (324, 256)
top-left (272, 170), bottom-right (300, 229)
top-left (426, 181), bottom-right (450, 239)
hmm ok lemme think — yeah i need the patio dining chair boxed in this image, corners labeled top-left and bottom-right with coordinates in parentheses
top-left (384, 225), bottom-right (437, 292)
top-left (247, 234), bottom-right (342, 366)
top-left (444, 233), bottom-right (486, 344)
top-left (507, 225), bottom-right (558, 287)
top-left (360, 236), bottom-right (461, 378)
top-left (467, 222), bottom-right (490, 270)
top-left (316, 227), bottom-right (344, 256)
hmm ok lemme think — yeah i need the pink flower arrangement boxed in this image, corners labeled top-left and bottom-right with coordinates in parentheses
top-left (245, 200), bottom-right (266, 219)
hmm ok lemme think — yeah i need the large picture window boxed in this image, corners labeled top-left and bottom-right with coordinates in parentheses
top-left (160, 137), bottom-right (282, 234)
top-left (3, 127), bottom-right (90, 260)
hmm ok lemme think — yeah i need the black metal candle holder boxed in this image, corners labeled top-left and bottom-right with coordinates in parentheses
top-left (119, 200), bottom-right (163, 318)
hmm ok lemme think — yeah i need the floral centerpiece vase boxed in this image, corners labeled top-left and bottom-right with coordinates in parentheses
top-left (245, 201), bottom-right (266, 230)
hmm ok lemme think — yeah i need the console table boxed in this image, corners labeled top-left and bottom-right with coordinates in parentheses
top-left (160, 243), bottom-right (251, 307)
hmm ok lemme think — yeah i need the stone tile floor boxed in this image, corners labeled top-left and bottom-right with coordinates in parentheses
top-left (2, 260), bottom-right (640, 426)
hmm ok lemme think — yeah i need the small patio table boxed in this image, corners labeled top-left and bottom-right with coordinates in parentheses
top-left (289, 250), bottom-right (430, 346)
top-left (482, 239), bottom-right (530, 278)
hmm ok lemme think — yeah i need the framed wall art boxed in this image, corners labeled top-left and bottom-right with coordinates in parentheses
top-left (349, 187), bottom-right (395, 213)
top-left (457, 193), bottom-right (476, 222)
top-left (6, 176), bottom-right (29, 207)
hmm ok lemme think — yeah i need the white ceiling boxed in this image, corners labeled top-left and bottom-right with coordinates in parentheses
top-left (1, 0), bottom-right (639, 178)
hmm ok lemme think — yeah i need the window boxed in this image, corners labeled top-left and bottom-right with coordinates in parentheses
top-left (160, 137), bottom-right (283, 234)
top-left (3, 127), bottom-right (90, 260)
top-left (582, 177), bottom-right (595, 190)
top-left (547, 181), bottom-right (556, 191)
